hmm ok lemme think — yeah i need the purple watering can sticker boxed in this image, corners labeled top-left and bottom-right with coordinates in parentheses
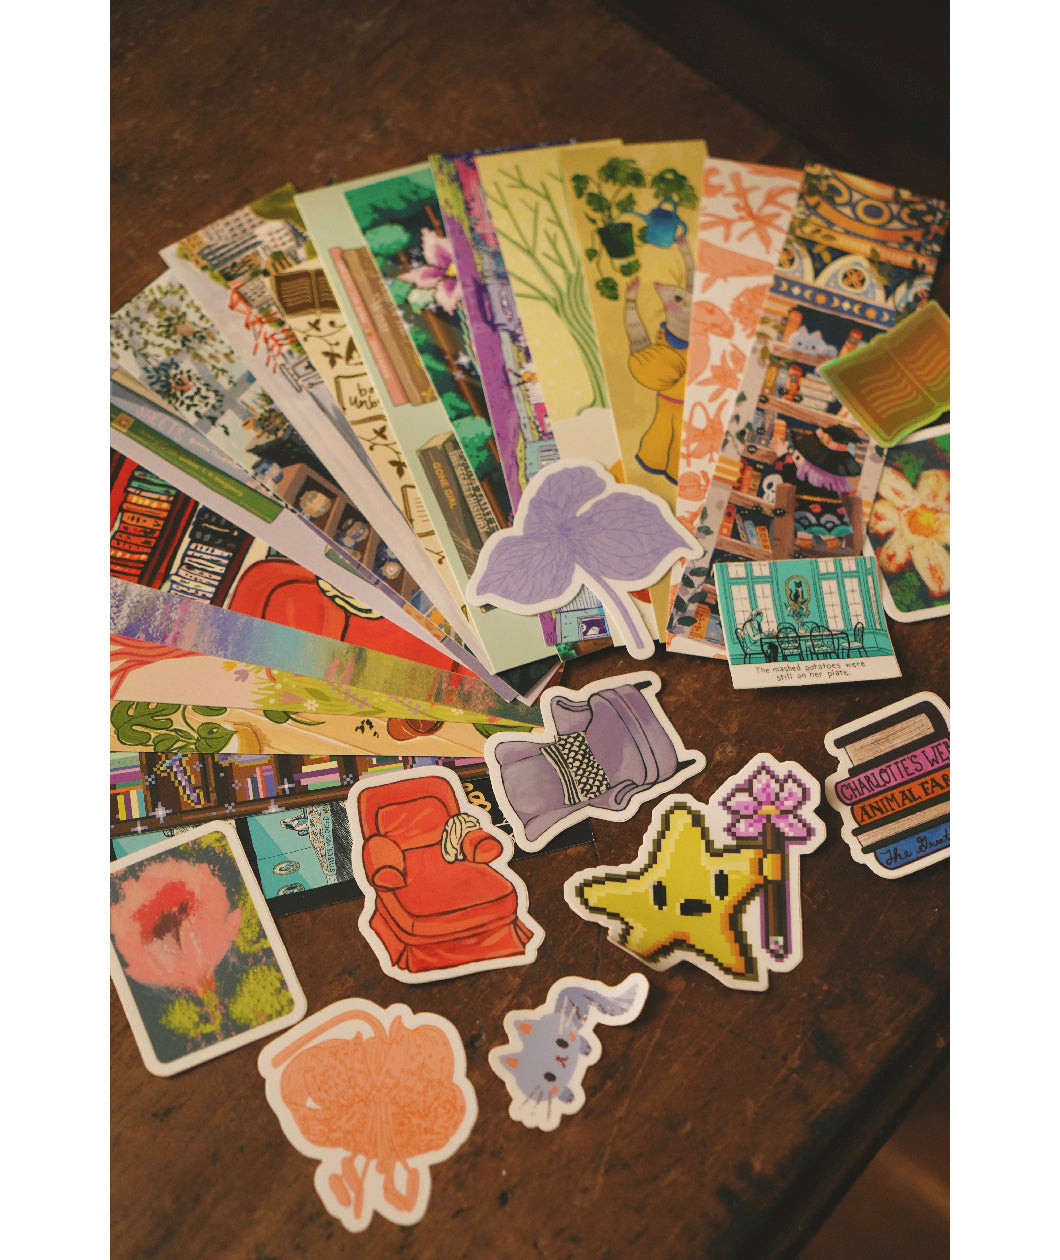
top-left (466, 460), bottom-right (701, 660)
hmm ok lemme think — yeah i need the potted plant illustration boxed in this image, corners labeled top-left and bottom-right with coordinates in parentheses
top-left (627, 167), bottom-right (699, 247)
top-left (570, 157), bottom-right (647, 261)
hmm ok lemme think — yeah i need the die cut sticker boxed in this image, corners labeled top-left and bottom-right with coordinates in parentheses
top-left (485, 671), bottom-right (705, 852)
top-left (489, 973), bottom-right (649, 1131)
top-left (347, 765), bottom-right (544, 982)
top-left (109, 821), bottom-right (306, 1076)
top-left (467, 460), bottom-right (701, 660)
top-left (259, 999), bottom-right (477, 1232)
top-left (564, 754), bottom-right (825, 991)
top-left (824, 691), bottom-right (950, 878)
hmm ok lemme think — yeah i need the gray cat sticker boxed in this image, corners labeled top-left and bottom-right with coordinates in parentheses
top-left (489, 973), bottom-right (649, 1131)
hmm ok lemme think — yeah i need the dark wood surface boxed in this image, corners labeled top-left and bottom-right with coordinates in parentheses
top-left (111, 3), bottom-right (949, 1256)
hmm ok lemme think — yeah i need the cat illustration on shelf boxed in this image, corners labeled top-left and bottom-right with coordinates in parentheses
top-left (489, 973), bottom-right (649, 1131)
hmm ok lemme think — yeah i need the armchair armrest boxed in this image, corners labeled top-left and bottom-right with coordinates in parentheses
top-left (362, 833), bottom-right (407, 889)
top-left (462, 828), bottom-right (503, 864)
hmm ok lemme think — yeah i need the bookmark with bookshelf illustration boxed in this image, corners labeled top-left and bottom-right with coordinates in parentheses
top-left (296, 177), bottom-right (556, 676)
top-left (665, 164), bottom-right (948, 658)
top-left (156, 189), bottom-right (470, 649)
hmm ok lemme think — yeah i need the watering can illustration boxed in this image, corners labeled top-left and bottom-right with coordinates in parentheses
top-left (627, 173), bottom-right (689, 247)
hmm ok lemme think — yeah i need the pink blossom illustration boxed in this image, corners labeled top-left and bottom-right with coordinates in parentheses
top-left (398, 228), bottom-right (463, 314)
top-left (111, 858), bottom-right (242, 994)
top-left (719, 761), bottom-right (812, 844)
top-left (870, 466), bottom-right (950, 598)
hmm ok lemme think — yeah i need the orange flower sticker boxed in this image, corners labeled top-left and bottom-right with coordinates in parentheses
top-left (259, 1000), bottom-right (477, 1232)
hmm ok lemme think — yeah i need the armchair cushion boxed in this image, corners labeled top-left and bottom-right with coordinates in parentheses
top-left (462, 828), bottom-right (504, 864)
top-left (362, 833), bottom-right (407, 889)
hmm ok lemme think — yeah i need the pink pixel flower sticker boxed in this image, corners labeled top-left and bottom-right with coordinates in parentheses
top-left (718, 761), bottom-right (813, 844)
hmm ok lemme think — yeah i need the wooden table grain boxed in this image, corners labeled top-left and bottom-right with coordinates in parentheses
top-left (110, 3), bottom-right (949, 1256)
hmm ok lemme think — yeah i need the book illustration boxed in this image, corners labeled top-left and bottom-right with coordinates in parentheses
top-left (417, 431), bottom-right (498, 578)
top-left (342, 165), bottom-right (511, 528)
top-left (819, 300), bottom-right (950, 445)
top-left (824, 692), bottom-right (950, 878)
top-left (296, 180), bottom-right (555, 675)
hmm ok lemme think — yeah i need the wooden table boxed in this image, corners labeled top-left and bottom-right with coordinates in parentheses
top-left (111, 3), bottom-right (949, 1255)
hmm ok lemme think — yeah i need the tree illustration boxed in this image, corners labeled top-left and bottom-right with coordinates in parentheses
top-left (483, 164), bottom-right (608, 412)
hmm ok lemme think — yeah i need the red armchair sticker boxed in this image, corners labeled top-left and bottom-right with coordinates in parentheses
top-left (347, 766), bottom-right (545, 983)
top-left (564, 754), bottom-right (825, 992)
top-left (485, 671), bottom-right (705, 852)
top-left (824, 691), bottom-right (950, 878)
top-left (259, 998), bottom-right (477, 1232)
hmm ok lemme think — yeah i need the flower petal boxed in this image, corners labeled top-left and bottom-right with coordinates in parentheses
top-left (470, 531), bottom-right (576, 609)
top-left (572, 490), bottom-right (693, 583)
top-left (877, 466), bottom-right (918, 510)
top-left (434, 275), bottom-right (463, 315)
top-left (916, 468), bottom-right (950, 512)
top-left (877, 525), bottom-right (912, 573)
top-left (522, 464), bottom-right (608, 537)
top-left (869, 497), bottom-right (900, 536)
top-left (420, 228), bottom-right (453, 272)
top-left (396, 264), bottom-right (444, 289)
top-left (910, 538), bottom-right (950, 597)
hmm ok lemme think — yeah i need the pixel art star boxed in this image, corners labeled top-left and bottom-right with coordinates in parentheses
top-left (571, 805), bottom-right (781, 981)
top-left (564, 754), bottom-right (826, 991)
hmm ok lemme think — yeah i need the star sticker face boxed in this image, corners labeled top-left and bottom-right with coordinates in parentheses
top-left (570, 805), bottom-right (770, 981)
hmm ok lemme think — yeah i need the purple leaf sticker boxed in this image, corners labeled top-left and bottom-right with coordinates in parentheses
top-left (468, 460), bottom-right (701, 659)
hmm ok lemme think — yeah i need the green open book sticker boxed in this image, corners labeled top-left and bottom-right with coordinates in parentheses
top-left (819, 301), bottom-right (949, 446)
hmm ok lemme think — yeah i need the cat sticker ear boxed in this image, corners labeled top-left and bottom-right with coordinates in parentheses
top-left (564, 754), bottom-right (826, 992)
top-left (824, 692), bottom-right (950, 878)
top-left (485, 671), bottom-right (705, 852)
top-left (488, 973), bottom-right (649, 1132)
top-left (258, 999), bottom-right (477, 1232)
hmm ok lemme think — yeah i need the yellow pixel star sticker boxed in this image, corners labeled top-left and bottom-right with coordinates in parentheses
top-left (563, 757), bottom-right (825, 991)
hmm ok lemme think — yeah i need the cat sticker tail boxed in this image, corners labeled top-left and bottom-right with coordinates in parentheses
top-left (488, 973), bottom-right (649, 1132)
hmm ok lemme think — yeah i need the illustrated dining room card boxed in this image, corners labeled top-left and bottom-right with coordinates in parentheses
top-left (110, 821), bottom-right (306, 1075)
top-left (714, 556), bottom-right (900, 687)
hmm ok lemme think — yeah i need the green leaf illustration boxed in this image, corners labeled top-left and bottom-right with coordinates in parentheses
top-left (229, 964), bottom-right (294, 1028)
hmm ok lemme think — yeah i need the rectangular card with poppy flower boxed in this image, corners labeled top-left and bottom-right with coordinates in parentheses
top-left (110, 821), bottom-right (306, 1076)
top-left (856, 423), bottom-right (950, 622)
